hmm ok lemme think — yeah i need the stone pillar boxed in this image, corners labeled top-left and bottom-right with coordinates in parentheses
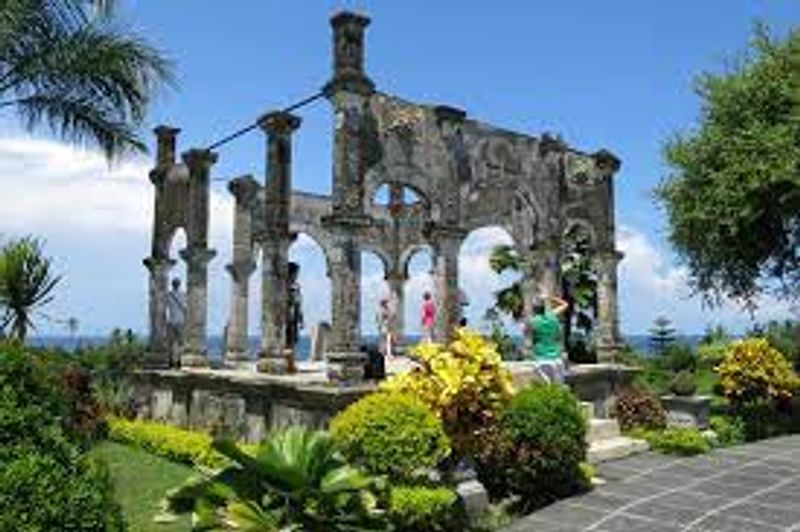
top-left (432, 235), bottom-right (462, 343)
top-left (180, 246), bottom-right (216, 367)
top-left (385, 269), bottom-right (406, 349)
top-left (224, 176), bottom-right (259, 367)
top-left (327, 240), bottom-right (365, 383)
top-left (154, 125), bottom-right (180, 169)
top-left (594, 249), bottom-right (624, 362)
top-left (256, 111), bottom-right (301, 374)
top-left (142, 257), bottom-right (175, 367)
top-left (179, 148), bottom-right (217, 368)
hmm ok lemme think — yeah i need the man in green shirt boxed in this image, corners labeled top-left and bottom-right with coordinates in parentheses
top-left (527, 295), bottom-right (569, 384)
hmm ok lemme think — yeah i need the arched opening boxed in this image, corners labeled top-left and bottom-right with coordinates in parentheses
top-left (402, 246), bottom-right (434, 341)
top-left (360, 249), bottom-right (389, 341)
top-left (371, 182), bottom-right (428, 210)
top-left (165, 227), bottom-right (188, 365)
top-left (288, 233), bottom-right (331, 361)
top-left (459, 226), bottom-right (522, 356)
top-left (561, 224), bottom-right (597, 363)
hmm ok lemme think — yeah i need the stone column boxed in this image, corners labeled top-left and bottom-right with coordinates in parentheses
top-left (385, 269), bottom-right (406, 349)
top-left (594, 249), bottom-right (624, 362)
top-left (142, 256), bottom-right (175, 367)
top-left (432, 235), bottom-right (462, 343)
top-left (179, 148), bottom-right (217, 368)
top-left (326, 239), bottom-right (366, 383)
top-left (180, 245), bottom-right (216, 367)
top-left (256, 111), bottom-right (301, 374)
top-left (224, 176), bottom-right (259, 367)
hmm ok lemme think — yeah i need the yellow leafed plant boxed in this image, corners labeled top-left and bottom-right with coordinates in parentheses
top-left (381, 329), bottom-right (515, 457)
top-left (716, 338), bottom-right (799, 405)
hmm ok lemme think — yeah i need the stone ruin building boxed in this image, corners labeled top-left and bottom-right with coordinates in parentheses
top-left (142, 11), bottom-right (623, 382)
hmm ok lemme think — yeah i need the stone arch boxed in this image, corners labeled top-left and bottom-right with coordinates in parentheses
top-left (364, 163), bottom-right (436, 211)
top-left (399, 243), bottom-right (434, 279)
top-left (288, 231), bottom-right (333, 339)
top-left (288, 223), bottom-right (334, 274)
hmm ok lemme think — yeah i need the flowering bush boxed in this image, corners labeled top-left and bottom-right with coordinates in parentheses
top-left (381, 329), bottom-right (515, 457)
top-left (716, 338), bottom-right (799, 406)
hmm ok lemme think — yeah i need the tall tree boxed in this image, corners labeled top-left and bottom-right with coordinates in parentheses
top-left (0, 0), bottom-right (173, 160)
top-left (649, 316), bottom-right (676, 354)
top-left (0, 237), bottom-right (60, 342)
top-left (657, 25), bottom-right (800, 306)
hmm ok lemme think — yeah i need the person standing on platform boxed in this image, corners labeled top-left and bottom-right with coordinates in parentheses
top-left (421, 291), bottom-right (436, 342)
top-left (526, 294), bottom-right (569, 384)
top-left (166, 277), bottom-right (186, 367)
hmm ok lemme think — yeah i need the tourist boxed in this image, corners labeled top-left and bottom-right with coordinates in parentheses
top-left (166, 277), bottom-right (186, 367)
top-left (376, 297), bottom-right (394, 360)
top-left (286, 262), bottom-right (304, 353)
top-left (526, 294), bottom-right (569, 384)
top-left (421, 291), bottom-right (436, 342)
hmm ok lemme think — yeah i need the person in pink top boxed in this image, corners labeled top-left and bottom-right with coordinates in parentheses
top-left (421, 291), bottom-right (436, 342)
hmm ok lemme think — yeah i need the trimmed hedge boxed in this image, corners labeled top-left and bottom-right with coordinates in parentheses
top-left (631, 427), bottom-right (711, 456)
top-left (389, 485), bottom-right (464, 532)
top-left (107, 417), bottom-right (255, 468)
top-left (330, 392), bottom-right (450, 481)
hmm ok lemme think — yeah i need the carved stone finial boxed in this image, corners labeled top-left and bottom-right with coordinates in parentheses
top-left (324, 10), bottom-right (375, 96)
top-left (153, 125), bottom-right (180, 168)
top-left (592, 149), bottom-right (621, 175)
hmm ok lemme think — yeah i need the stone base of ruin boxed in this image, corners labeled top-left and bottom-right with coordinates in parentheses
top-left (224, 349), bottom-right (252, 369)
top-left (256, 349), bottom-right (297, 374)
top-left (180, 353), bottom-right (209, 368)
top-left (326, 351), bottom-right (366, 384)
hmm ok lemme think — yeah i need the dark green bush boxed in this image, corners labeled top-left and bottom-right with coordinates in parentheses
top-left (669, 370), bottom-right (698, 396)
top-left (475, 384), bottom-right (587, 511)
top-left (0, 343), bottom-right (124, 530)
top-left (330, 392), bottom-right (450, 481)
top-left (389, 485), bottom-right (465, 532)
top-left (662, 343), bottom-right (698, 373)
top-left (709, 415), bottom-right (746, 447)
top-left (612, 387), bottom-right (667, 432)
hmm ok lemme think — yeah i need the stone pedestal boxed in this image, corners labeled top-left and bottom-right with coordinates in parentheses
top-left (257, 348), bottom-right (296, 375)
top-left (661, 395), bottom-right (711, 430)
top-left (327, 351), bottom-right (367, 384)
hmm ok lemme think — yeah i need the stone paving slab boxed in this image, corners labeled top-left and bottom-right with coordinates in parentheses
top-left (508, 435), bottom-right (800, 531)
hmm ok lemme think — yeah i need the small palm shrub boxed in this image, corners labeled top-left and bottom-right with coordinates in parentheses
top-left (612, 387), bottom-right (667, 432)
top-left (389, 485), bottom-right (464, 532)
top-left (474, 384), bottom-right (588, 511)
top-left (716, 338), bottom-right (799, 407)
top-left (330, 392), bottom-right (450, 482)
top-left (381, 329), bottom-right (515, 458)
top-left (164, 427), bottom-right (388, 531)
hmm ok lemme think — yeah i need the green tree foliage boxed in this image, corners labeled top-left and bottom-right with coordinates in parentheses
top-left (0, 0), bottom-right (173, 160)
top-left (657, 25), bottom-right (800, 305)
top-left (0, 237), bottom-right (60, 342)
top-left (649, 316), bottom-right (676, 354)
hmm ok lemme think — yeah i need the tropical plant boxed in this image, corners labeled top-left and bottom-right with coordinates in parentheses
top-left (629, 427), bottom-right (711, 456)
top-left (388, 485), bottom-right (464, 532)
top-left (716, 337), bottom-right (799, 406)
top-left (164, 427), bottom-right (388, 531)
top-left (381, 329), bottom-right (515, 458)
top-left (0, 237), bottom-right (60, 341)
top-left (612, 387), bottom-right (667, 432)
top-left (330, 391), bottom-right (450, 482)
top-left (656, 25), bottom-right (800, 306)
top-left (0, 0), bottom-right (173, 160)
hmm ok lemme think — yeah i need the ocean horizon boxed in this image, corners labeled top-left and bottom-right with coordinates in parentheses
top-left (28, 333), bottom-right (704, 359)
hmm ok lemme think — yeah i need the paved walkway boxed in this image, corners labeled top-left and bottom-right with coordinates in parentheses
top-left (509, 435), bottom-right (800, 531)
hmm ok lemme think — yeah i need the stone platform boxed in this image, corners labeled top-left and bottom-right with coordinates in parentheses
top-left (131, 360), bottom-right (638, 443)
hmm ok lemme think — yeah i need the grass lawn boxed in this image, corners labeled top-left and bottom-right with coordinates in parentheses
top-left (91, 441), bottom-right (194, 532)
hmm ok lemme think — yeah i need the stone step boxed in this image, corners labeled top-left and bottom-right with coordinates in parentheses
top-left (587, 418), bottom-right (621, 443)
top-left (587, 436), bottom-right (649, 464)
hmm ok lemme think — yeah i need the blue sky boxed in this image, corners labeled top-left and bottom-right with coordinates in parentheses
top-left (1, 1), bottom-right (798, 338)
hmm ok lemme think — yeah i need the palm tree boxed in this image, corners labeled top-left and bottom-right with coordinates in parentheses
top-left (164, 427), bottom-right (388, 531)
top-left (0, 0), bottom-right (173, 160)
top-left (0, 237), bottom-right (60, 342)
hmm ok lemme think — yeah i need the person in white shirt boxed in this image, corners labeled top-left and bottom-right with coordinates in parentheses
top-left (166, 277), bottom-right (186, 366)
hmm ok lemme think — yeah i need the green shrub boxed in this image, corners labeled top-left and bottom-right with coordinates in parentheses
top-left (709, 415), bottom-right (746, 447)
top-left (0, 343), bottom-right (124, 530)
top-left (107, 417), bottom-right (245, 468)
top-left (330, 392), bottom-right (450, 481)
top-left (669, 370), bottom-right (698, 396)
top-left (631, 427), bottom-right (711, 456)
top-left (389, 485), bottom-right (464, 532)
top-left (697, 340), bottom-right (730, 366)
top-left (612, 387), bottom-right (667, 432)
top-left (716, 338), bottom-right (799, 406)
top-left (475, 384), bottom-right (587, 511)
top-left (662, 344), bottom-right (698, 373)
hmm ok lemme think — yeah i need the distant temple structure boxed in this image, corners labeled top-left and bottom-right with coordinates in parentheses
top-left (142, 11), bottom-right (623, 382)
